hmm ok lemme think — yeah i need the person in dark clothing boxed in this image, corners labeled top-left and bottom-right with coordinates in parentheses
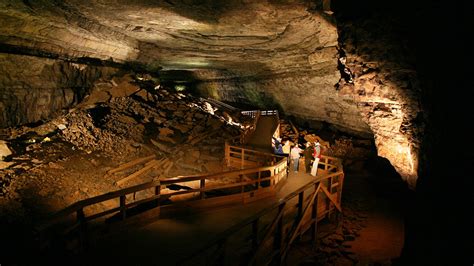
top-left (304, 142), bottom-right (313, 173)
top-left (272, 137), bottom-right (282, 154)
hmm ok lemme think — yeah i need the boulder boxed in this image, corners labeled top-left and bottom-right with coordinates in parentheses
top-left (0, 140), bottom-right (12, 160)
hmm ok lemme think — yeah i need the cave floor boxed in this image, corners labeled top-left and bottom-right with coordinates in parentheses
top-left (287, 169), bottom-right (406, 266)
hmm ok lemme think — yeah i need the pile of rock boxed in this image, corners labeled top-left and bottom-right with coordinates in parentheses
top-left (310, 209), bottom-right (367, 265)
top-left (60, 110), bottom-right (130, 154)
top-left (0, 140), bottom-right (13, 169)
top-left (278, 119), bottom-right (299, 141)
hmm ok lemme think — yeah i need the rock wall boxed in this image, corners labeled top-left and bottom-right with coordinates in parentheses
top-left (0, 0), bottom-right (428, 186)
top-left (0, 0), bottom-right (139, 62)
top-left (196, 72), bottom-right (372, 137)
top-left (0, 53), bottom-right (118, 127)
top-left (333, 1), bottom-right (424, 188)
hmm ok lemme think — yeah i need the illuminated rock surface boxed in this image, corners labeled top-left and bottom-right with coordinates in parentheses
top-left (0, 0), bottom-right (459, 188)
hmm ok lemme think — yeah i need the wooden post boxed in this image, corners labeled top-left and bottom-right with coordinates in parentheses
top-left (274, 204), bottom-right (285, 261)
top-left (241, 149), bottom-right (245, 169)
top-left (297, 191), bottom-right (304, 219)
top-left (225, 142), bottom-right (230, 167)
top-left (311, 190), bottom-right (319, 246)
top-left (257, 171), bottom-right (261, 189)
top-left (337, 173), bottom-right (344, 225)
top-left (338, 173), bottom-right (344, 205)
top-left (155, 183), bottom-right (161, 209)
top-left (200, 179), bottom-right (206, 199)
top-left (329, 175), bottom-right (333, 194)
top-left (120, 195), bottom-right (126, 220)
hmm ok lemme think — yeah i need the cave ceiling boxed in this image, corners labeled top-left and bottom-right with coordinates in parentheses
top-left (1, 0), bottom-right (337, 75)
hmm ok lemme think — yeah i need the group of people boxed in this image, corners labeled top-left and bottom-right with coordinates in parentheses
top-left (272, 137), bottom-right (322, 177)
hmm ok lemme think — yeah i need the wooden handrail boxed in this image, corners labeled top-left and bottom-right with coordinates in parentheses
top-left (41, 133), bottom-right (342, 266)
top-left (40, 143), bottom-right (289, 234)
top-left (178, 154), bottom-right (344, 265)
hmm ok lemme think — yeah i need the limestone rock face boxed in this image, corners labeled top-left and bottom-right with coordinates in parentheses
top-left (195, 70), bottom-right (371, 137)
top-left (0, 0), bottom-right (426, 185)
top-left (0, 54), bottom-right (118, 127)
top-left (335, 5), bottom-right (424, 187)
top-left (0, 0), bottom-right (139, 61)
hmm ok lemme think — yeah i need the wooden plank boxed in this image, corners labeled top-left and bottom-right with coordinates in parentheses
top-left (163, 161), bottom-right (174, 175)
top-left (86, 206), bottom-right (122, 222)
top-left (107, 155), bottom-right (156, 175)
top-left (242, 189), bottom-right (276, 204)
top-left (115, 159), bottom-right (163, 186)
top-left (282, 184), bottom-right (321, 258)
top-left (320, 186), bottom-right (342, 212)
top-left (249, 202), bottom-right (286, 265)
top-left (289, 119), bottom-right (299, 136)
top-left (125, 194), bottom-right (161, 209)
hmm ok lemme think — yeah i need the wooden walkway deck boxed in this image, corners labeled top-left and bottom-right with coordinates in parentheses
top-left (82, 170), bottom-right (329, 265)
top-left (39, 110), bottom-right (344, 265)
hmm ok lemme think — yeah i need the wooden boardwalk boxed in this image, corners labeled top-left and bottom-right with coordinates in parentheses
top-left (82, 170), bottom-right (330, 265)
top-left (39, 110), bottom-right (344, 265)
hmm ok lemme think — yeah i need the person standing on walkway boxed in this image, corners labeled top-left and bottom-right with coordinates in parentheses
top-left (282, 140), bottom-right (291, 155)
top-left (290, 143), bottom-right (303, 172)
top-left (282, 139), bottom-right (291, 165)
top-left (311, 141), bottom-right (322, 176)
top-left (273, 137), bottom-right (282, 154)
top-left (304, 142), bottom-right (314, 173)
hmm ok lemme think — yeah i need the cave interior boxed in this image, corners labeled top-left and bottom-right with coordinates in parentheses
top-left (0, 0), bottom-right (472, 265)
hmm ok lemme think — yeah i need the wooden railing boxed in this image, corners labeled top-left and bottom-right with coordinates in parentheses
top-left (241, 110), bottom-right (278, 118)
top-left (241, 111), bottom-right (260, 144)
top-left (39, 143), bottom-right (289, 248)
top-left (178, 154), bottom-right (344, 266)
top-left (240, 110), bottom-right (279, 144)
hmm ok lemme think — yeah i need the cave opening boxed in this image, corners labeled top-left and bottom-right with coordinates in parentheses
top-left (0, 0), bottom-right (472, 265)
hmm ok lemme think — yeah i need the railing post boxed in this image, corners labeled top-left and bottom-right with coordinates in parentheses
top-left (338, 173), bottom-right (344, 205)
top-left (297, 191), bottom-right (304, 219)
top-left (155, 183), bottom-right (161, 213)
top-left (200, 179), bottom-right (206, 199)
top-left (311, 189), bottom-right (319, 246)
top-left (337, 173), bottom-right (344, 225)
top-left (274, 204), bottom-right (285, 262)
top-left (241, 149), bottom-right (245, 169)
top-left (120, 195), bottom-right (126, 220)
top-left (257, 171), bottom-right (261, 189)
top-left (225, 141), bottom-right (229, 167)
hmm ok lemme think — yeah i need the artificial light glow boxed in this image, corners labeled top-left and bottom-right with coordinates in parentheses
top-left (169, 59), bottom-right (210, 68)
top-left (203, 102), bottom-right (215, 115)
top-left (175, 85), bottom-right (186, 92)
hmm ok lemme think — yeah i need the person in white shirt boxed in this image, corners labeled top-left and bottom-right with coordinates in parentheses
top-left (311, 141), bottom-right (322, 176)
top-left (290, 143), bottom-right (303, 172)
top-left (282, 140), bottom-right (291, 154)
